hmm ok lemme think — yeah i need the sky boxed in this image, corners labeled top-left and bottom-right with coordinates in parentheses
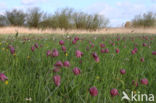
top-left (0, 0), bottom-right (156, 27)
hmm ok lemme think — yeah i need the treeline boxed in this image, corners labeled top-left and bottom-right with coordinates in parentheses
top-left (1, 7), bottom-right (156, 29)
top-left (125, 12), bottom-right (156, 28)
top-left (0, 8), bottom-right (109, 30)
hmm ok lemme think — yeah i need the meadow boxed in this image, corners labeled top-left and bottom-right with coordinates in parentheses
top-left (0, 34), bottom-right (156, 103)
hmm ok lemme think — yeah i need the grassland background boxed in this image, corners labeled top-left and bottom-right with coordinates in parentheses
top-left (0, 33), bottom-right (156, 103)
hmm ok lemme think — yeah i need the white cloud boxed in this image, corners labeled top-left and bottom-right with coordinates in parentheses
top-left (0, 3), bottom-right (7, 15)
top-left (85, 2), bottom-right (156, 27)
top-left (21, 0), bottom-right (47, 5)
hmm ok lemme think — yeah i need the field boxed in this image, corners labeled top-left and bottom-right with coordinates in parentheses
top-left (0, 27), bottom-right (156, 35)
top-left (0, 34), bottom-right (156, 103)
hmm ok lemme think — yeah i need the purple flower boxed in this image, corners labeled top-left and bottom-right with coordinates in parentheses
top-left (74, 37), bottom-right (79, 41)
top-left (100, 43), bottom-right (105, 48)
top-left (53, 75), bottom-right (61, 86)
top-left (110, 88), bottom-right (119, 97)
top-left (31, 46), bottom-right (35, 52)
top-left (152, 51), bottom-right (156, 55)
top-left (120, 69), bottom-right (126, 75)
top-left (62, 46), bottom-right (66, 52)
top-left (141, 78), bottom-right (148, 85)
top-left (34, 43), bottom-right (39, 48)
top-left (46, 50), bottom-right (51, 56)
top-left (63, 61), bottom-right (70, 67)
top-left (59, 40), bottom-right (64, 45)
top-left (73, 67), bottom-right (81, 75)
top-left (132, 80), bottom-right (138, 87)
top-left (91, 44), bottom-right (94, 48)
top-left (54, 61), bottom-right (63, 67)
top-left (131, 50), bottom-right (136, 55)
top-left (10, 46), bottom-right (15, 54)
top-left (92, 52), bottom-right (98, 58)
top-left (53, 67), bottom-right (60, 73)
top-left (0, 73), bottom-right (8, 81)
top-left (101, 49), bottom-right (105, 53)
top-left (95, 57), bottom-right (100, 62)
top-left (76, 50), bottom-right (83, 58)
top-left (105, 48), bottom-right (109, 53)
top-left (89, 87), bottom-right (98, 96)
top-left (92, 52), bottom-right (100, 63)
top-left (143, 43), bottom-right (147, 47)
top-left (140, 58), bottom-right (144, 62)
top-left (134, 48), bottom-right (138, 52)
top-left (116, 48), bottom-right (120, 54)
top-left (72, 40), bottom-right (77, 44)
top-left (112, 43), bottom-right (115, 46)
top-left (52, 49), bottom-right (59, 57)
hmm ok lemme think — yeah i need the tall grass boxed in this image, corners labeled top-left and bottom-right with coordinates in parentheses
top-left (0, 27), bottom-right (156, 35)
top-left (0, 34), bottom-right (156, 102)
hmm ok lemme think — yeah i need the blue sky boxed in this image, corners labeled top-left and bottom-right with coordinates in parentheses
top-left (0, 0), bottom-right (156, 27)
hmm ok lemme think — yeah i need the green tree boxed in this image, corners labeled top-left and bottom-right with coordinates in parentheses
top-left (6, 9), bottom-right (26, 26)
top-left (26, 8), bottom-right (43, 28)
top-left (132, 12), bottom-right (156, 27)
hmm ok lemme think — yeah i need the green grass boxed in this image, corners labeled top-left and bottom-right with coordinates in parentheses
top-left (0, 34), bottom-right (156, 103)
